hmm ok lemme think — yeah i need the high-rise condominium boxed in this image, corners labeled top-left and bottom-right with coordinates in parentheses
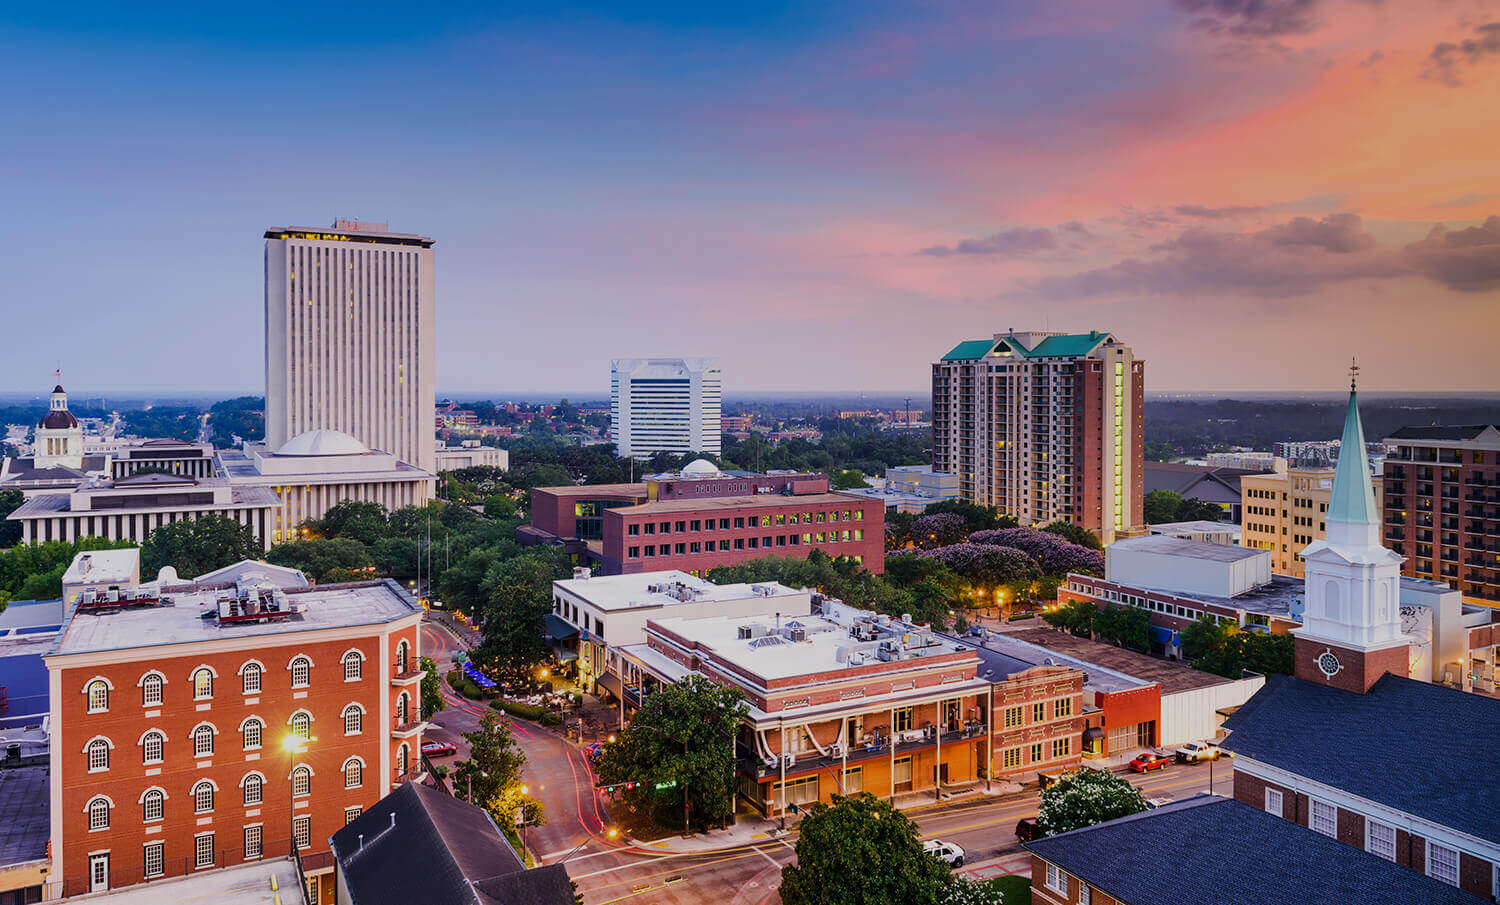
top-left (264, 220), bottom-right (436, 473)
top-left (931, 331), bottom-right (1144, 542)
top-left (610, 358), bottom-right (721, 458)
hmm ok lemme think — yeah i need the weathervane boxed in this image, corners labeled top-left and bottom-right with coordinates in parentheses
top-left (1349, 357), bottom-right (1359, 392)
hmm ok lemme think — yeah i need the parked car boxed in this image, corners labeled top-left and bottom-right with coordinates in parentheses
top-left (923, 840), bottom-right (965, 867)
top-left (1128, 752), bottom-right (1170, 773)
top-left (1174, 741), bottom-right (1226, 764)
top-left (1014, 818), bottom-right (1039, 842)
top-left (421, 741), bottom-right (457, 758)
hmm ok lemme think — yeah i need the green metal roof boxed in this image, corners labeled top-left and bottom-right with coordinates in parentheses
top-left (1023, 331), bottom-right (1112, 358)
top-left (941, 339), bottom-right (996, 361)
top-left (1327, 390), bottom-right (1378, 526)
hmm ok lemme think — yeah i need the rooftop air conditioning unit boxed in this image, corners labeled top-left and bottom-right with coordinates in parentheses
top-left (738, 625), bottom-right (754, 640)
top-left (828, 743), bottom-right (842, 758)
top-left (789, 627), bottom-right (807, 642)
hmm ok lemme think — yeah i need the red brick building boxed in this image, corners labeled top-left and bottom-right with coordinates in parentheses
top-left (45, 577), bottom-right (426, 900)
top-left (521, 462), bottom-right (885, 575)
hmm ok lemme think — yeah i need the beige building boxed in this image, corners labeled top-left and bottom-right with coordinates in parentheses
top-left (1240, 464), bottom-right (1385, 577)
top-left (434, 442), bottom-right (509, 472)
top-left (264, 220), bottom-right (436, 474)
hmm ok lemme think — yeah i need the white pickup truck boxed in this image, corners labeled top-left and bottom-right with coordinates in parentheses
top-left (1174, 740), bottom-right (1228, 764)
top-left (924, 840), bottom-right (965, 868)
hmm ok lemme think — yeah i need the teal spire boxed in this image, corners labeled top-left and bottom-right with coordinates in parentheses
top-left (1328, 387), bottom-right (1378, 527)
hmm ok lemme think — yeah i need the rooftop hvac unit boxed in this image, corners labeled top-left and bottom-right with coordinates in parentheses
top-left (876, 646), bottom-right (895, 662)
top-left (828, 743), bottom-right (842, 757)
top-left (738, 625), bottom-right (753, 640)
top-left (789, 627), bottom-right (807, 642)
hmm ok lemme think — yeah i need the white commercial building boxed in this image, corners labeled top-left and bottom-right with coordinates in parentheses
top-left (434, 442), bottom-right (509, 472)
top-left (610, 358), bottom-right (721, 458)
top-left (264, 221), bottom-right (436, 474)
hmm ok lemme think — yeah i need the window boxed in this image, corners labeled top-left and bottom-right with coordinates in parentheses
top-left (1079, 884), bottom-right (1091, 905)
top-left (193, 668), bottom-right (214, 699)
top-left (87, 738), bottom-right (110, 772)
top-left (1052, 737), bottom-right (1070, 759)
top-left (397, 692), bottom-right (410, 724)
top-left (290, 711), bottom-right (312, 740)
top-left (842, 767), bottom-right (862, 793)
top-left (1002, 747), bottom-right (1022, 769)
top-left (242, 718), bottom-right (263, 751)
top-left (1054, 697), bottom-right (1073, 718)
top-left (141, 672), bottom-right (164, 706)
top-left (344, 807), bottom-right (363, 825)
top-left (87, 796), bottom-right (110, 831)
top-left (396, 641), bottom-right (409, 674)
top-left (244, 825), bottom-right (263, 859)
top-left (1429, 842), bottom-right (1459, 887)
top-left (1003, 706), bottom-right (1023, 728)
top-left (193, 724), bottom-right (215, 758)
top-left (1045, 862), bottom-right (1069, 895)
top-left (243, 773), bottom-right (263, 806)
top-left (241, 662), bottom-right (262, 695)
top-left (628, 546), bottom-right (640, 559)
top-left (1031, 703), bottom-right (1045, 722)
top-left (1264, 787), bottom-right (1283, 816)
top-left (1366, 820), bottom-right (1396, 862)
top-left (343, 704), bottom-right (363, 735)
top-left (1310, 799), bottom-right (1336, 837)
top-left (628, 523), bottom-right (639, 536)
top-left (142, 788), bottom-right (164, 822)
top-left (342, 651), bottom-right (363, 681)
top-left (397, 744), bottom-right (410, 777)
top-left (194, 833), bottom-right (215, 869)
top-left (344, 758), bottom-right (363, 789)
top-left (144, 842), bottom-right (164, 879)
top-left (893, 708), bottom-right (914, 733)
top-left (294, 815), bottom-right (311, 850)
top-left (1029, 743), bottom-right (1043, 763)
top-left (194, 781), bottom-right (215, 813)
top-left (773, 775), bottom-right (820, 806)
top-left (142, 731), bottom-right (165, 765)
top-left (293, 766), bottom-right (311, 797)
top-left (290, 657), bottom-right (311, 688)
top-left (87, 679), bottom-right (109, 713)
top-left (307, 876), bottom-right (320, 905)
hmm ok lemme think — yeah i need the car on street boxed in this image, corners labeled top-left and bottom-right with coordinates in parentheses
top-left (923, 840), bottom-right (965, 867)
top-left (1174, 741), bottom-right (1227, 764)
top-left (421, 741), bottom-right (457, 758)
top-left (1128, 752), bottom-right (1170, 773)
top-left (584, 742), bottom-right (606, 762)
top-left (1014, 818), bottom-right (1039, 842)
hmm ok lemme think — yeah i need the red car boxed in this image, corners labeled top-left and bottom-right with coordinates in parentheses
top-left (1129, 752), bottom-right (1170, 773)
top-left (422, 741), bottom-right (457, 758)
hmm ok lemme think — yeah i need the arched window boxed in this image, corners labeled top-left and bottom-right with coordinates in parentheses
top-left (241, 773), bottom-right (264, 806)
top-left (397, 744), bottom-right (409, 777)
top-left (396, 640), bottom-right (409, 674)
top-left (241, 662), bottom-right (263, 696)
top-left (342, 650), bottom-right (363, 681)
top-left (141, 730), bottom-right (165, 765)
top-left (343, 758), bottom-right (363, 789)
top-left (289, 710), bottom-right (312, 740)
top-left (292, 765), bottom-right (311, 797)
top-left (87, 796), bottom-right (111, 831)
top-left (192, 667), bottom-right (214, 700)
top-left (193, 781), bottom-right (215, 814)
top-left (86, 738), bottom-right (111, 772)
top-left (86, 679), bottom-right (110, 713)
top-left (192, 724), bottom-right (216, 758)
top-left (141, 788), bottom-right (165, 822)
top-left (396, 692), bottom-right (409, 725)
top-left (140, 672), bottom-right (164, 706)
top-left (290, 656), bottom-right (311, 688)
top-left (342, 704), bottom-right (363, 736)
top-left (241, 718), bottom-right (263, 751)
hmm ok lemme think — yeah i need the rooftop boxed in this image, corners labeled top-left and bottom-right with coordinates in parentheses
top-left (1024, 794), bottom-right (1479, 905)
top-left (62, 548), bottom-right (140, 586)
top-left (0, 766), bottom-right (48, 867)
top-left (554, 570), bottom-right (805, 612)
top-left (1222, 673), bottom-right (1500, 844)
top-left (999, 627), bottom-right (1232, 693)
top-left (266, 223), bottom-right (434, 247)
top-left (613, 491), bottom-right (871, 514)
top-left (1146, 520), bottom-right (1242, 537)
top-left (9, 482), bottom-right (280, 518)
top-left (532, 482), bottom-right (647, 498)
top-left (1109, 534), bottom-right (1260, 562)
top-left (63, 858), bottom-right (306, 905)
top-left (1386, 424), bottom-right (1499, 443)
top-left (48, 578), bottom-right (421, 658)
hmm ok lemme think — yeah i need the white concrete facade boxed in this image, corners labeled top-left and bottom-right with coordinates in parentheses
top-left (264, 222), bottom-right (436, 474)
top-left (434, 444), bottom-right (509, 472)
top-left (1107, 535), bottom-right (1272, 599)
top-left (610, 358), bottom-right (721, 458)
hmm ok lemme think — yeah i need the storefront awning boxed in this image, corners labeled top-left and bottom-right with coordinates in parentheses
top-left (544, 614), bottom-right (580, 641)
top-left (1151, 626), bottom-right (1180, 646)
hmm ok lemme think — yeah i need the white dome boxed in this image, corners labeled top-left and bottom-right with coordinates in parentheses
top-left (274, 429), bottom-right (371, 457)
top-left (681, 458), bottom-right (720, 477)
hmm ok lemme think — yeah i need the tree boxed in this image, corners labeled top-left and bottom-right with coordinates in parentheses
top-left (315, 500), bottom-right (390, 546)
top-left (0, 489), bottom-right (25, 548)
top-left (1196, 630), bottom-right (1293, 678)
top-left (0, 537), bottom-right (136, 603)
top-left (1181, 616), bottom-right (1236, 661)
top-left (468, 549), bottom-right (570, 686)
top-left (1090, 605), bottom-right (1150, 651)
top-left (266, 537), bottom-right (374, 584)
top-left (1143, 489), bottom-right (1185, 525)
top-left (595, 675), bottom-right (748, 831)
top-left (1035, 767), bottom-right (1147, 837)
top-left (451, 712), bottom-right (542, 848)
top-left (911, 513), bottom-right (968, 550)
top-left (419, 656), bottom-right (446, 719)
top-left (1039, 520), bottom-right (1103, 551)
top-left (830, 470), bottom-right (868, 490)
top-left (1042, 598), bottom-right (1097, 637)
top-left (779, 793), bottom-right (952, 905)
top-left (140, 515), bottom-right (261, 577)
top-left (1177, 498), bottom-right (1224, 522)
top-left (921, 499), bottom-right (1016, 534)
top-left (483, 494), bottom-right (517, 519)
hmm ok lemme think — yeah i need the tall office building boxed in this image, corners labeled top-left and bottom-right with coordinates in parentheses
top-left (610, 358), bottom-right (721, 458)
top-left (1241, 464), bottom-right (1385, 578)
top-left (264, 221), bottom-right (436, 473)
top-left (931, 331), bottom-right (1144, 543)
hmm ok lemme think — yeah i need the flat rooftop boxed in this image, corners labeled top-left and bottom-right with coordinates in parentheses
top-left (218, 449), bottom-right (433, 482)
top-left (615, 491), bottom-right (869, 514)
top-left (66, 858), bottom-right (306, 905)
top-left (0, 766), bottom-right (48, 867)
top-left (62, 548), bottom-right (140, 585)
top-left (1000, 627), bottom-right (1233, 693)
top-left (10, 484), bottom-right (280, 517)
top-left (965, 632), bottom-right (1151, 694)
top-left (49, 578), bottom-right (421, 658)
top-left (1109, 534), bottom-right (1261, 562)
top-left (554, 570), bottom-right (805, 612)
top-left (533, 482), bottom-right (647, 498)
top-left (1147, 520), bottom-right (1242, 536)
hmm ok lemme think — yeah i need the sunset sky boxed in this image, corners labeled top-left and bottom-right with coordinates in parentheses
top-left (3, 1), bottom-right (1498, 396)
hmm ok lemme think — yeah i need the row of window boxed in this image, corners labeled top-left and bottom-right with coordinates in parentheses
top-left (1266, 788), bottom-right (1464, 888)
top-left (999, 696), bottom-right (1073, 729)
top-left (627, 510), bottom-right (866, 537)
top-left (999, 737), bottom-right (1073, 769)
top-left (1043, 862), bottom-right (1091, 904)
top-left (86, 760), bottom-right (367, 832)
top-left (626, 530), bottom-right (866, 559)
top-left (104, 812), bottom-right (353, 881)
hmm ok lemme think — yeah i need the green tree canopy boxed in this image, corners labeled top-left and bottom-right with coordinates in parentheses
top-left (1195, 630), bottom-right (1293, 678)
top-left (1042, 598), bottom-right (1098, 637)
top-left (468, 548), bottom-right (571, 686)
top-left (1035, 767), bottom-right (1148, 837)
top-left (1090, 604), bottom-right (1151, 652)
top-left (1040, 520), bottom-right (1103, 551)
top-left (314, 500), bottom-right (390, 546)
top-left (779, 793), bottom-right (952, 905)
top-left (141, 515), bottom-right (261, 578)
top-left (451, 711), bottom-right (542, 848)
top-left (1181, 615), bottom-right (1237, 661)
top-left (419, 656), bottom-right (446, 720)
top-left (0, 489), bottom-right (26, 548)
top-left (265, 537), bottom-right (375, 584)
top-left (830, 470), bottom-right (868, 490)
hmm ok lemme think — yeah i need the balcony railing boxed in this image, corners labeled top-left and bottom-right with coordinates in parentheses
top-left (752, 723), bottom-right (987, 779)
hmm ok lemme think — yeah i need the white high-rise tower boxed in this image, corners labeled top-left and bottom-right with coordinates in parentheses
top-left (610, 358), bottom-right (721, 458)
top-left (264, 221), bottom-right (436, 473)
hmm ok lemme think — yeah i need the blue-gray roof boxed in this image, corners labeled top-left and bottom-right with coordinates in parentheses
top-left (1222, 673), bottom-right (1500, 844)
top-left (1025, 795), bottom-right (1482, 905)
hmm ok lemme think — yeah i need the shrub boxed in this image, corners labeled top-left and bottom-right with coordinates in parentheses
top-left (539, 711), bottom-right (563, 727)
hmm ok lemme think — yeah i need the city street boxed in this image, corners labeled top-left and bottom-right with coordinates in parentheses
top-left (420, 619), bottom-right (1232, 905)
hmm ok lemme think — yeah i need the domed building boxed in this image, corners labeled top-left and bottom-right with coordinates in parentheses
top-left (35, 384), bottom-right (84, 469)
top-left (0, 383), bottom-right (113, 496)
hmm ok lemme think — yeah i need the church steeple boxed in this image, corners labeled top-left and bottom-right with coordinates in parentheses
top-left (1324, 380), bottom-right (1380, 548)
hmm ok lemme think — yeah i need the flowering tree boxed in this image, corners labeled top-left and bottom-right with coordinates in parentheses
top-left (967, 527), bottom-right (1103, 576)
top-left (911, 513), bottom-right (968, 550)
top-left (916, 543), bottom-right (1041, 589)
top-left (1035, 767), bottom-right (1147, 836)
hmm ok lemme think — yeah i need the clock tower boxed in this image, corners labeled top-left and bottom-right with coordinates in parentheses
top-left (1292, 373), bottom-right (1409, 693)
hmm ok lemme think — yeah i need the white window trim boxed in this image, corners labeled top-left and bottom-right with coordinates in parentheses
top-left (83, 676), bottom-right (114, 712)
top-left (287, 655), bottom-right (314, 688)
top-left (238, 715), bottom-right (266, 749)
top-left (136, 671), bottom-right (166, 688)
top-left (83, 735), bottom-right (114, 773)
top-left (1427, 840), bottom-right (1460, 887)
top-left (192, 780), bottom-right (217, 814)
top-left (85, 795), bottom-right (112, 832)
top-left (137, 728), bottom-right (169, 745)
top-left (82, 793), bottom-right (116, 813)
top-left (1309, 797), bottom-right (1337, 838)
top-left (1264, 787), bottom-right (1284, 816)
top-left (1044, 862), bottom-right (1069, 895)
top-left (143, 841), bottom-right (165, 878)
top-left (291, 764), bottom-right (313, 797)
top-left (288, 708), bottom-right (315, 735)
top-left (1365, 819), bottom-right (1396, 862)
top-left (193, 832), bottom-right (216, 869)
top-left (342, 756), bottom-right (366, 789)
top-left (236, 659), bottom-right (265, 676)
top-left (342, 703), bottom-right (364, 736)
top-left (139, 786), bottom-right (167, 823)
top-left (190, 665), bottom-right (217, 700)
top-left (340, 649), bottom-right (365, 682)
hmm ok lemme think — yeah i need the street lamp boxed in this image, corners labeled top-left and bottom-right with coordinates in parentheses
top-left (519, 784), bottom-right (530, 859)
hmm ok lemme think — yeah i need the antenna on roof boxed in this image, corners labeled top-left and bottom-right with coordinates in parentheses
top-left (1348, 357), bottom-right (1359, 393)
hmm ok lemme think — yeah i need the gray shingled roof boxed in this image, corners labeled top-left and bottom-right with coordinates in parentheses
top-left (1222, 673), bottom-right (1500, 844)
top-left (0, 766), bottom-right (49, 867)
top-left (1024, 795), bottom-right (1483, 905)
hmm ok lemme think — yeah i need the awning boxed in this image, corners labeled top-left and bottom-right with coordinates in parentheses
top-left (544, 614), bottom-right (580, 641)
top-left (1151, 626), bottom-right (1180, 646)
top-left (551, 644), bottom-right (578, 663)
top-left (595, 672), bottom-right (622, 698)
